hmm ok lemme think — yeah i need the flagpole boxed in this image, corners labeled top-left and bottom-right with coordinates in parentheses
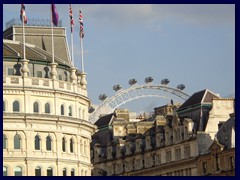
top-left (22, 17), bottom-right (26, 60)
top-left (71, 32), bottom-right (74, 67)
top-left (51, 5), bottom-right (55, 63)
top-left (80, 36), bottom-right (84, 72)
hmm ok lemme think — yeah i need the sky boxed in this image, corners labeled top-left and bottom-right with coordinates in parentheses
top-left (3, 4), bottom-right (235, 114)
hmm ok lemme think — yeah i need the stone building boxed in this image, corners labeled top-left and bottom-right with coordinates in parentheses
top-left (3, 23), bottom-right (96, 176)
top-left (197, 113), bottom-right (235, 176)
top-left (91, 89), bottom-right (234, 176)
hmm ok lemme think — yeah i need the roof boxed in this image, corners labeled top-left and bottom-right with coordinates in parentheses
top-left (178, 89), bottom-right (219, 111)
top-left (3, 25), bottom-right (72, 67)
top-left (94, 113), bottom-right (116, 128)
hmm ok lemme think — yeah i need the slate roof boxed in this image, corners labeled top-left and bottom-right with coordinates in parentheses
top-left (94, 113), bottom-right (116, 128)
top-left (178, 89), bottom-right (219, 111)
top-left (3, 26), bottom-right (72, 67)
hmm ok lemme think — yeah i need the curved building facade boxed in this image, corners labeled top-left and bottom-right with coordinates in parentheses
top-left (3, 25), bottom-right (96, 176)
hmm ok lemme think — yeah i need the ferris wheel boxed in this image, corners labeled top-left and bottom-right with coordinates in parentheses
top-left (89, 77), bottom-right (190, 123)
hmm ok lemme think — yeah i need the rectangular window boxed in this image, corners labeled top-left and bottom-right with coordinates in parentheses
top-left (8, 68), bottom-right (14, 75)
top-left (166, 150), bottom-right (172, 163)
top-left (202, 162), bottom-right (207, 175)
top-left (184, 145), bottom-right (191, 159)
top-left (59, 75), bottom-right (63, 81)
top-left (230, 156), bottom-right (235, 169)
top-left (175, 148), bottom-right (181, 161)
top-left (36, 71), bottom-right (43, 78)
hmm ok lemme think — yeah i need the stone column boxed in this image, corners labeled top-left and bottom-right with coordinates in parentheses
top-left (50, 63), bottom-right (58, 80)
top-left (70, 67), bottom-right (77, 84)
top-left (80, 72), bottom-right (87, 89)
top-left (21, 59), bottom-right (30, 77)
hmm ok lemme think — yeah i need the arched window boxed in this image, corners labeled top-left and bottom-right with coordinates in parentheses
top-left (63, 168), bottom-right (67, 176)
top-left (61, 105), bottom-right (64, 115)
top-left (46, 136), bottom-right (52, 151)
top-left (3, 166), bottom-right (7, 176)
top-left (81, 169), bottom-right (83, 176)
top-left (47, 167), bottom-right (53, 176)
top-left (14, 134), bottom-right (21, 149)
top-left (33, 101), bottom-right (39, 113)
top-left (69, 106), bottom-right (72, 116)
top-left (14, 166), bottom-right (22, 176)
top-left (85, 170), bottom-right (87, 176)
top-left (35, 135), bottom-right (40, 150)
top-left (62, 137), bottom-right (66, 152)
top-left (35, 166), bottom-right (41, 176)
top-left (3, 101), bottom-right (6, 112)
top-left (13, 101), bottom-right (20, 112)
top-left (3, 134), bottom-right (7, 149)
top-left (71, 169), bottom-right (75, 176)
top-left (70, 138), bottom-right (74, 153)
top-left (45, 103), bottom-right (50, 114)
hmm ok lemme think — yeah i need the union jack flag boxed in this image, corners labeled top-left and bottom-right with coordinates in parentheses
top-left (69, 4), bottom-right (74, 33)
top-left (79, 9), bottom-right (84, 38)
top-left (20, 4), bottom-right (27, 24)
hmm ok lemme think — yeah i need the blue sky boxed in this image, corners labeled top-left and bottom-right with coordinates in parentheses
top-left (3, 4), bottom-right (235, 113)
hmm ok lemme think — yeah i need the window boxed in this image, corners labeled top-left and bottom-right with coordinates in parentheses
top-left (202, 162), bottom-right (207, 175)
top-left (58, 75), bottom-right (63, 81)
top-left (85, 170), bottom-right (87, 176)
top-left (14, 134), bottom-right (21, 149)
top-left (3, 166), bottom-right (7, 176)
top-left (70, 138), bottom-right (74, 153)
top-left (3, 134), bottom-right (7, 149)
top-left (8, 68), bottom-right (14, 75)
top-left (175, 148), bottom-right (181, 161)
top-left (36, 71), bottom-right (43, 78)
top-left (62, 137), bottom-right (66, 152)
top-left (166, 150), bottom-right (172, 163)
top-left (35, 135), bottom-right (40, 150)
top-left (46, 136), bottom-right (52, 151)
top-left (185, 126), bottom-right (189, 139)
top-left (61, 105), bottom-right (64, 115)
top-left (3, 101), bottom-right (6, 112)
top-left (230, 156), bottom-right (235, 170)
top-left (184, 145), bottom-right (191, 159)
top-left (63, 168), bottom-right (67, 176)
top-left (14, 166), bottom-right (22, 176)
top-left (13, 101), bottom-right (20, 112)
top-left (81, 169), bottom-right (84, 176)
top-left (215, 154), bottom-right (220, 171)
top-left (71, 169), bottom-right (75, 176)
top-left (47, 167), bottom-right (53, 176)
top-left (45, 103), bottom-right (50, 114)
top-left (35, 166), bottom-right (41, 176)
top-left (33, 102), bottom-right (39, 113)
top-left (69, 106), bottom-right (72, 116)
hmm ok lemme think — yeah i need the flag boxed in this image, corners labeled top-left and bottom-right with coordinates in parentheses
top-left (79, 9), bottom-right (84, 38)
top-left (20, 4), bottom-right (27, 24)
top-left (69, 4), bottom-right (74, 32)
top-left (51, 4), bottom-right (59, 26)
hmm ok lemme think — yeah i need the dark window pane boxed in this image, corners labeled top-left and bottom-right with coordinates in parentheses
top-left (35, 135), bottom-right (40, 150)
top-left (14, 134), bottom-right (21, 149)
top-left (13, 101), bottom-right (20, 112)
top-left (46, 136), bottom-right (52, 151)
